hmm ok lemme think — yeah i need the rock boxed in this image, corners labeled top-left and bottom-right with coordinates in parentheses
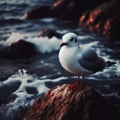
top-left (38, 29), bottom-right (63, 39)
top-left (79, 0), bottom-right (120, 41)
top-left (0, 98), bottom-right (30, 120)
top-left (22, 0), bottom-right (120, 41)
top-left (51, 0), bottom-right (110, 22)
top-left (23, 0), bottom-right (107, 22)
top-left (0, 40), bottom-right (36, 60)
top-left (22, 6), bottom-right (51, 19)
top-left (0, 80), bottom-right (21, 104)
top-left (26, 86), bottom-right (38, 94)
top-left (23, 83), bottom-right (120, 120)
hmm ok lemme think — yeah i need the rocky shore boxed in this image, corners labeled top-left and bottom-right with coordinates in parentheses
top-left (79, 0), bottom-right (120, 42)
top-left (22, 0), bottom-right (120, 41)
top-left (0, 1), bottom-right (120, 120)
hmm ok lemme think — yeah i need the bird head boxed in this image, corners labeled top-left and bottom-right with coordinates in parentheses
top-left (60, 33), bottom-right (79, 48)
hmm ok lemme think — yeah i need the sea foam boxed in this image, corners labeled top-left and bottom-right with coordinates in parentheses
top-left (1, 32), bottom-right (61, 54)
top-left (26, 36), bottom-right (61, 53)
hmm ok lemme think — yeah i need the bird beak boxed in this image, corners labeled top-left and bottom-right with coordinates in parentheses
top-left (60, 42), bottom-right (67, 47)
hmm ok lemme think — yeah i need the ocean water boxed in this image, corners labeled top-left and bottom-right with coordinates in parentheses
top-left (0, 0), bottom-right (120, 120)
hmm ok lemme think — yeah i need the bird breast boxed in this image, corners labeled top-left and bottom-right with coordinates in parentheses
top-left (59, 46), bottom-right (92, 75)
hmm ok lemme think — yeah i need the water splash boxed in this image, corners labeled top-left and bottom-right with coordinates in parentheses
top-left (0, 32), bottom-right (61, 54)
top-left (3, 32), bottom-right (24, 46)
top-left (26, 36), bottom-right (61, 53)
top-left (2, 69), bottom-right (69, 101)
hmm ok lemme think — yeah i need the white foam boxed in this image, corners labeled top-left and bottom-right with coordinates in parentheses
top-left (0, 32), bottom-right (61, 54)
top-left (26, 36), bottom-right (61, 53)
top-left (2, 69), bottom-right (68, 100)
top-left (3, 69), bottom-right (44, 98)
top-left (41, 18), bottom-right (55, 22)
top-left (3, 32), bottom-right (24, 46)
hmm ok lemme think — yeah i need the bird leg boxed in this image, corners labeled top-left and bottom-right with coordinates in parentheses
top-left (82, 75), bottom-right (84, 85)
top-left (77, 75), bottom-right (80, 83)
top-left (77, 75), bottom-right (83, 87)
top-left (76, 75), bottom-right (85, 88)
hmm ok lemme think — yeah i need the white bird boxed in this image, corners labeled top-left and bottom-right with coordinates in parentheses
top-left (59, 32), bottom-right (115, 84)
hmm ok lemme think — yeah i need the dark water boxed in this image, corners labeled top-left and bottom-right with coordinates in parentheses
top-left (0, 0), bottom-right (120, 120)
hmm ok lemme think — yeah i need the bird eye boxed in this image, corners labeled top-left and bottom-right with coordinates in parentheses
top-left (74, 38), bottom-right (77, 43)
top-left (70, 37), bottom-right (74, 41)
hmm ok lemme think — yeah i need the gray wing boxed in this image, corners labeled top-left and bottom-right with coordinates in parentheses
top-left (78, 49), bottom-right (105, 72)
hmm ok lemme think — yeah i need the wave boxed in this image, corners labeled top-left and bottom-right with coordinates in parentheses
top-left (2, 69), bottom-right (69, 100)
top-left (0, 18), bottom-right (25, 25)
top-left (0, 32), bottom-right (120, 81)
top-left (27, 36), bottom-right (61, 53)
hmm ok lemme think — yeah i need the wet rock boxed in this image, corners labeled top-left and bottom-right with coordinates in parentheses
top-left (0, 80), bottom-right (21, 104)
top-left (0, 40), bottom-right (36, 60)
top-left (23, 83), bottom-right (120, 120)
top-left (0, 98), bottom-right (30, 120)
top-left (26, 86), bottom-right (38, 94)
top-left (79, 0), bottom-right (120, 41)
top-left (22, 6), bottom-right (51, 19)
top-left (23, 0), bottom-right (120, 41)
top-left (38, 29), bottom-right (63, 39)
top-left (52, 0), bottom-right (110, 22)
top-left (23, 0), bottom-right (107, 22)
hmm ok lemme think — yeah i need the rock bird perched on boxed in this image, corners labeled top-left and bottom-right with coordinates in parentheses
top-left (59, 33), bottom-right (115, 84)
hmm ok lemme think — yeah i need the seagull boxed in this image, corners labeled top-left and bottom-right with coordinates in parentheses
top-left (59, 32), bottom-right (115, 85)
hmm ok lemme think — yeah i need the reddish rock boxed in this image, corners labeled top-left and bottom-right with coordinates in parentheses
top-left (38, 29), bottom-right (63, 39)
top-left (22, 6), bottom-right (51, 19)
top-left (22, 0), bottom-right (120, 41)
top-left (79, 0), bottom-right (120, 41)
top-left (23, 83), bottom-right (120, 120)
top-left (23, 0), bottom-right (108, 22)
